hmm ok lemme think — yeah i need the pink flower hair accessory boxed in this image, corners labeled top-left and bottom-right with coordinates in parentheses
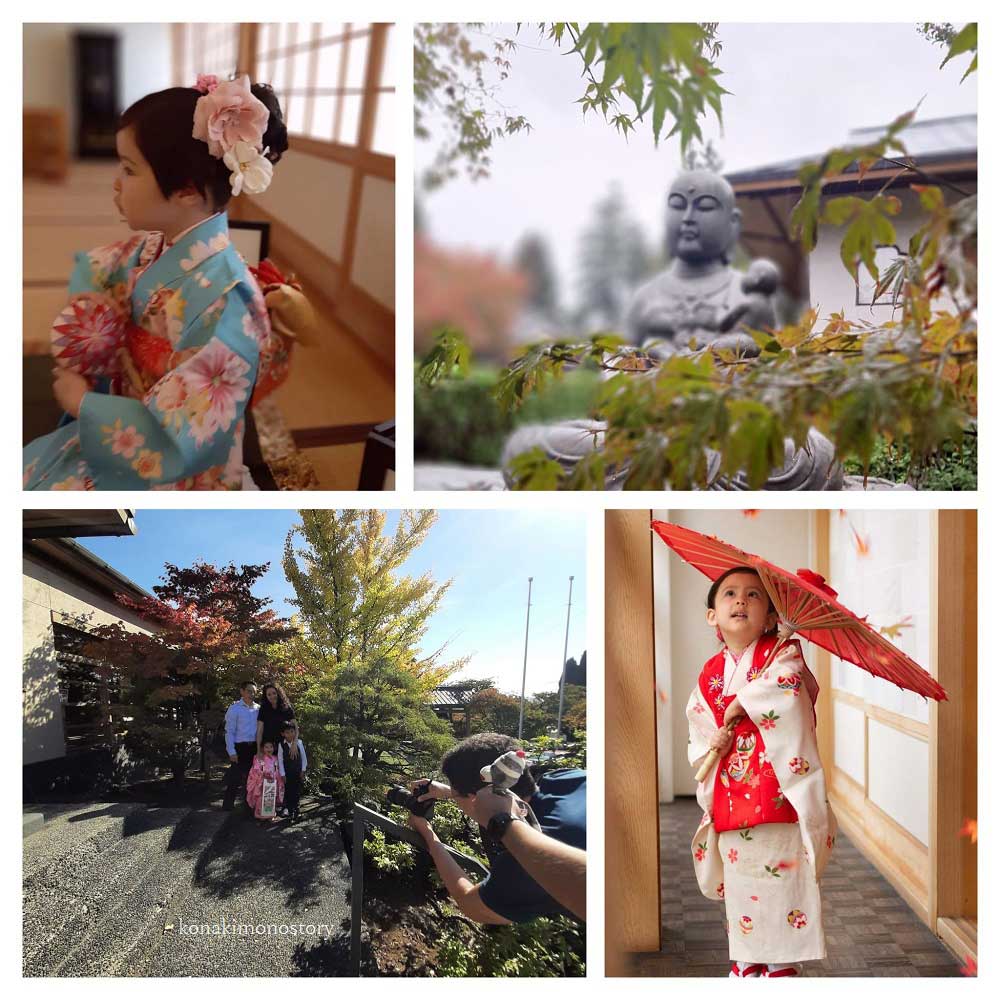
top-left (192, 74), bottom-right (269, 160)
top-left (194, 74), bottom-right (220, 94)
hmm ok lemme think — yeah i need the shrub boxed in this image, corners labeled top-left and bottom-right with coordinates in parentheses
top-left (843, 431), bottom-right (976, 490)
top-left (414, 365), bottom-right (601, 466)
top-left (436, 916), bottom-right (586, 977)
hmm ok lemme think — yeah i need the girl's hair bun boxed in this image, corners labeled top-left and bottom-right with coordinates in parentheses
top-left (251, 82), bottom-right (289, 164)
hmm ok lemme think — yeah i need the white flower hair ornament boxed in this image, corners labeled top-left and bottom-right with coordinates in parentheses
top-left (192, 74), bottom-right (273, 196)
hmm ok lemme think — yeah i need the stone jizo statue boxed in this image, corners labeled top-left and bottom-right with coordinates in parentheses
top-left (502, 168), bottom-right (845, 490)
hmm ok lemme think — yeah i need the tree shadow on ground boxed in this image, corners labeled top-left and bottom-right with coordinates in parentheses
top-left (291, 932), bottom-right (376, 977)
top-left (192, 799), bottom-right (348, 910)
top-left (64, 801), bottom-right (219, 851)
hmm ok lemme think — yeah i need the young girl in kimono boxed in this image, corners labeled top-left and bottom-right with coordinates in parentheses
top-left (24, 74), bottom-right (290, 490)
top-left (686, 567), bottom-right (837, 978)
top-left (246, 740), bottom-right (285, 821)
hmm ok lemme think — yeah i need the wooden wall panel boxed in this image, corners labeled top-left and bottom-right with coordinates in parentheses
top-left (605, 509), bottom-right (660, 969)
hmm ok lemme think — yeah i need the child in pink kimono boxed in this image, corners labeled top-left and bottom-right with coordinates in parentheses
top-left (246, 740), bottom-right (285, 821)
top-left (686, 567), bottom-right (837, 978)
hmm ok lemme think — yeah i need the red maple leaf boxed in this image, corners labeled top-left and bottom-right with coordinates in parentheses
top-left (959, 818), bottom-right (978, 844)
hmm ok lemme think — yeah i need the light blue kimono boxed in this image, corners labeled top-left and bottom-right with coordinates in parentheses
top-left (23, 212), bottom-right (270, 490)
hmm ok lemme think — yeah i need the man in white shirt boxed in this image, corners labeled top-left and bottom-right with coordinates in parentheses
top-left (222, 681), bottom-right (259, 811)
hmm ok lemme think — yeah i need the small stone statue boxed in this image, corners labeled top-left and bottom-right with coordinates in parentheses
top-left (501, 168), bottom-right (845, 490)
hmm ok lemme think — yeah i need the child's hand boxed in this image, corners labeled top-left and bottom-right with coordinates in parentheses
top-left (710, 727), bottom-right (734, 754)
top-left (52, 367), bottom-right (90, 418)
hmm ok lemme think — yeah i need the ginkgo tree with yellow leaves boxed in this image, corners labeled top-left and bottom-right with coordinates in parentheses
top-left (279, 510), bottom-right (467, 800)
top-left (417, 23), bottom-right (977, 490)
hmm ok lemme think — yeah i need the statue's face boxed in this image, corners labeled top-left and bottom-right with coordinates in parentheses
top-left (666, 171), bottom-right (739, 263)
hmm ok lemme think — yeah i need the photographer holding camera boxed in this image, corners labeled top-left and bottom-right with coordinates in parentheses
top-left (404, 733), bottom-right (586, 925)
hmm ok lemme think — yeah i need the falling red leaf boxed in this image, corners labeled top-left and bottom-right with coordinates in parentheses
top-left (850, 524), bottom-right (871, 557)
top-left (750, 895), bottom-right (759, 901)
top-left (960, 818), bottom-right (978, 844)
top-left (959, 955), bottom-right (977, 977)
top-left (742, 510), bottom-right (761, 519)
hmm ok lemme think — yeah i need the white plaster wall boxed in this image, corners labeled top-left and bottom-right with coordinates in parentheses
top-left (809, 183), bottom-right (977, 325)
top-left (654, 509), bottom-right (813, 799)
top-left (23, 23), bottom-right (172, 149)
top-left (827, 510), bottom-right (933, 845)
top-left (350, 174), bottom-right (395, 309)
top-left (23, 557), bottom-right (151, 766)
top-left (250, 150), bottom-right (353, 264)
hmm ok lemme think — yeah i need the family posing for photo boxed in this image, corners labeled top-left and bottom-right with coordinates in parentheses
top-left (222, 680), bottom-right (307, 822)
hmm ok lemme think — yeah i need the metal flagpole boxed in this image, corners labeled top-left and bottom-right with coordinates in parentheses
top-left (518, 577), bottom-right (533, 739)
top-left (556, 575), bottom-right (574, 737)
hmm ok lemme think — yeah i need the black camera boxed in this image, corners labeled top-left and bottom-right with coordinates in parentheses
top-left (386, 780), bottom-right (435, 818)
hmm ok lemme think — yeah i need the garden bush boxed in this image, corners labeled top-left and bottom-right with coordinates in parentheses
top-left (414, 365), bottom-right (601, 466)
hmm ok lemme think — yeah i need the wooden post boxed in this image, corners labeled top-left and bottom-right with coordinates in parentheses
top-left (605, 509), bottom-right (660, 971)
top-left (349, 806), bottom-right (363, 975)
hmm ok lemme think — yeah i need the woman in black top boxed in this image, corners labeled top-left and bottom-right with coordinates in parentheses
top-left (256, 681), bottom-right (295, 754)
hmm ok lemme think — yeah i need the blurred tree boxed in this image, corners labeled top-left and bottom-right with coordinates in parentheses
top-left (514, 233), bottom-right (560, 316)
top-left (414, 237), bottom-right (528, 359)
top-left (575, 184), bottom-right (652, 328)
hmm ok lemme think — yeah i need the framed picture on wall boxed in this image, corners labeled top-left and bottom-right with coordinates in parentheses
top-left (228, 220), bottom-right (270, 266)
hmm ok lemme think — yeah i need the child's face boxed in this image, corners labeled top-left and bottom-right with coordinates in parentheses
top-left (113, 126), bottom-right (208, 233)
top-left (707, 572), bottom-right (776, 647)
top-left (263, 744), bottom-right (274, 756)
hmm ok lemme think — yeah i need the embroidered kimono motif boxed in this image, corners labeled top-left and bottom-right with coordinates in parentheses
top-left (23, 212), bottom-right (279, 490)
top-left (686, 640), bottom-right (837, 963)
top-left (246, 754), bottom-right (285, 819)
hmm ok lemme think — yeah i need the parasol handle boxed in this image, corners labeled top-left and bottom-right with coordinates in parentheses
top-left (693, 636), bottom-right (792, 785)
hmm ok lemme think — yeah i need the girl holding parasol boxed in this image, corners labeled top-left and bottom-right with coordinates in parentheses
top-left (654, 518), bottom-right (947, 978)
top-left (688, 565), bottom-right (835, 977)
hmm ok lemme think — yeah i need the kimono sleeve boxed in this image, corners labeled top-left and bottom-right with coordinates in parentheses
top-left (51, 239), bottom-right (146, 381)
top-left (687, 685), bottom-right (716, 768)
top-left (76, 291), bottom-right (259, 488)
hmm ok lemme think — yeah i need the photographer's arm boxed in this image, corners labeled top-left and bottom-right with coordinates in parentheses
top-left (498, 820), bottom-right (586, 921)
top-left (407, 816), bottom-right (510, 926)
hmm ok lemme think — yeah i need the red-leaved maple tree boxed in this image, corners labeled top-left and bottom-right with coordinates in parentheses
top-left (86, 561), bottom-right (296, 782)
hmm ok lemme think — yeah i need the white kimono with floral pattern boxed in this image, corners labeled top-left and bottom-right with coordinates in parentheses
top-left (686, 641), bottom-right (838, 963)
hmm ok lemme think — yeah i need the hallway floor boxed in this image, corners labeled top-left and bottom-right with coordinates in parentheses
top-left (23, 162), bottom-right (393, 489)
top-left (629, 799), bottom-right (964, 977)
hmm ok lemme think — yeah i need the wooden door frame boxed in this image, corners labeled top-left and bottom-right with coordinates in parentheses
top-left (605, 510), bottom-right (661, 972)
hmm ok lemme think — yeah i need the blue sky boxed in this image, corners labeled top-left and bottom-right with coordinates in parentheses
top-left (80, 509), bottom-right (587, 696)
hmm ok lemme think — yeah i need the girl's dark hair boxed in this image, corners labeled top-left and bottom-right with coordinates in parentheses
top-left (706, 566), bottom-right (776, 612)
top-left (118, 82), bottom-right (288, 208)
top-left (262, 681), bottom-right (292, 711)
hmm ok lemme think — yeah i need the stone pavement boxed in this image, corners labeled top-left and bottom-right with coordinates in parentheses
top-left (23, 797), bottom-right (353, 976)
top-left (629, 798), bottom-right (963, 977)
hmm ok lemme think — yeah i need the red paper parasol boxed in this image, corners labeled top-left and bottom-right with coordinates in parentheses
top-left (651, 519), bottom-right (947, 702)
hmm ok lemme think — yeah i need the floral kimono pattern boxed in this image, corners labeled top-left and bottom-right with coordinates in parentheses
top-left (686, 641), bottom-right (837, 963)
top-left (246, 753), bottom-right (285, 819)
top-left (23, 212), bottom-right (278, 490)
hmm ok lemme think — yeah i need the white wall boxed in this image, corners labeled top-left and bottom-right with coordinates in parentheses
top-left (809, 183), bottom-right (977, 325)
top-left (351, 174), bottom-right (395, 309)
top-left (828, 510), bottom-right (934, 844)
top-left (23, 557), bottom-right (151, 766)
top-left (654, 509), bottom-right (813, 799)
top-left (23, 23), bottom-right (172, 148)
